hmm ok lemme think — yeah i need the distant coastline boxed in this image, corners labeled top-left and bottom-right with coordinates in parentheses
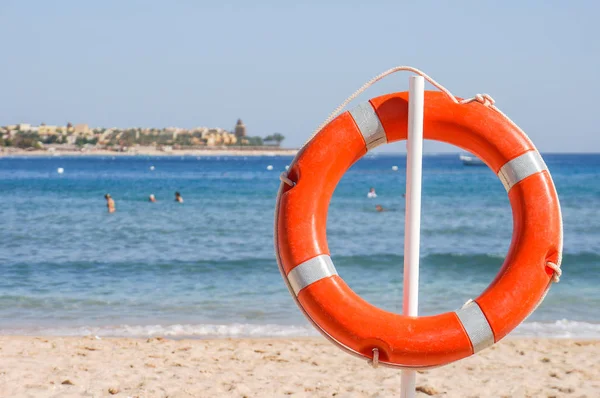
top-left (1, 119), bottom-right (290, 156)
top-left (0, 147), bottom-right (298, 157)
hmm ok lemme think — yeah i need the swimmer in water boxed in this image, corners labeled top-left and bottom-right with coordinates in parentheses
top-left (105, 193), bottom-right (115, 213)
top-left (175, 191), bottom-right (184, 203)
top-left (367, 187), bottom-right (377, 198)
top-left (149, 194), bottom-right (156, 202)
top-left (375, 205), bottom-right (385, 212)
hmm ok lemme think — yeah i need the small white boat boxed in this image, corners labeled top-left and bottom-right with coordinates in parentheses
top-left (459, 154), bottom-right (485, 166)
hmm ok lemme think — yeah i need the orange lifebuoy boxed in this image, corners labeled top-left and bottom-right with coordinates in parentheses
top-left (274, 90), bottom-right (562, 369)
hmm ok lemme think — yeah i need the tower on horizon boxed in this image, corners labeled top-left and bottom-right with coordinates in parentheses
top-left (234, 119), bottom-right (246, 138)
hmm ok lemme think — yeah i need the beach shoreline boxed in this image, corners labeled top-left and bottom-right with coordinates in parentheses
top-left (0, 148), bottom-right (298, 157)
top-left (0, 336), bottom-right (597, 397)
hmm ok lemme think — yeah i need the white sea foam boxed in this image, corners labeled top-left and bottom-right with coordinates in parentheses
top-left (513, 319), bottom-right (600, 339)
top-left (2, 320), bottom-right (599, 339)
top-left (0, 323), bottom-right (319, 339)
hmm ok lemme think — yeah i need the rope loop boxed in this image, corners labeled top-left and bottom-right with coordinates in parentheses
top-left (460, 93), bottom-right (496, 107)
top-left (308, 66), bottom-right (460, 142)
top-left (368, 348), bottom-right (379, 368)
top-left (546, 261), bottom-right (562, 283)
top-left (280, 172), bottom-right (295, 187)
top-left (304, 66), bottom-right (528, 152)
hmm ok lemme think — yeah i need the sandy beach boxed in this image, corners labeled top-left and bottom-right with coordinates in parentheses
top-left (0, 336), bottom-right (597, 397)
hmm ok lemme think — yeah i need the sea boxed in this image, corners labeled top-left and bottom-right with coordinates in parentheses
top-left (0, 154), bottom-right (598, 339)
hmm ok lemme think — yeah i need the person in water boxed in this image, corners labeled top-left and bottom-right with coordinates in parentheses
top-left (367, 187), bottom-right (377, 198)
top-left (105, 194), bottom-right (115, 213)
top-left (175, 191), bottom-right (184, 203)
top-left (375, 204), bottom-right (386, 212)
top-left (149, 194), bottom-right (156, 202)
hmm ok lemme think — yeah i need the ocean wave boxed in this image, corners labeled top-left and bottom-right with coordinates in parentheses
top-left (333, 252), bottom-right (600, 274)
top-left (3, 251), bottom-right (598, 274)
top-left (2, 320), bottom-right (599, 339)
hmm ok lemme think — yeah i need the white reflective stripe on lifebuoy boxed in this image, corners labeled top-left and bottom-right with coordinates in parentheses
top-left (455, 301), bottom-right (494, 353)
top-left (498, 150), bottom-right (548, 192)
top-left (287, 255), bottom-right (337, 296)
top-left (349, 102), bottom-right (387, 151)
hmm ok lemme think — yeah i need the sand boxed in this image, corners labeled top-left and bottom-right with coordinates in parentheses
top-left (0, 336), bottom-right (597, 398)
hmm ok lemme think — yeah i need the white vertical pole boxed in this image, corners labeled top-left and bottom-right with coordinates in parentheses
top-left (400, 75), bottom-right (425, 398)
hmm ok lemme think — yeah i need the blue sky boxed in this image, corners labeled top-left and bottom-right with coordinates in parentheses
top-left (1, 1), bottom-right (598, 152)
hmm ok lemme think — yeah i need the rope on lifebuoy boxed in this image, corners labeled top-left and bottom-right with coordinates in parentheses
top-left (279, 172), bottom-right (295, 187)
top-left (546, 261), bottom-right (562, 283)
top-left (286, 66), bottom-right (564, 285)
top-left (368, 348), bottom-right (379, 369)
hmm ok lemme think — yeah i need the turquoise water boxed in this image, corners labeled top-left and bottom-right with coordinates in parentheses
top-left (0, 154), bottom-right (598, 338)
